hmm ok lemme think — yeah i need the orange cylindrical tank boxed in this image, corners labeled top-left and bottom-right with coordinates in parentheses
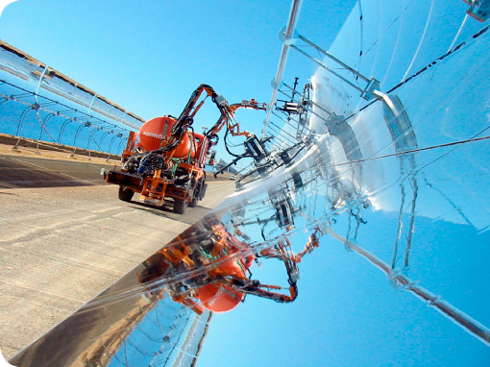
top-left (198, 283), bottom-right (245, 313)
top-left (139, 116), bottom-right (196, 159)
top-left (198, 256), bottom-right (248, 313)
top-left (172, 131), bottom-right (196, 159)
top-left (139, 116), bottom-right (175, 152)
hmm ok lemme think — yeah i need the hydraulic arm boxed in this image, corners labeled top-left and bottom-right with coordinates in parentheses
top-left (103, 84), bottom-right (265, 214)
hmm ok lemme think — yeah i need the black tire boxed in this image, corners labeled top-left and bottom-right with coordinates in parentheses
top-left (200, 183), bottom-right (208, 199)
top-left (118, 186), bottom-right (134, 202)
top-left (188, 197), bottom-right (198, 208)
top-left (188, 181), bottom-right (200, 208)
top-left (173, 198), bottom-right (187, 214)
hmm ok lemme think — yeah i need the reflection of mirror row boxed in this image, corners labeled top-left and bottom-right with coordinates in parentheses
top-left (0, 41), bottom-right (142, 156)
top-left (0, 79), bottom-right (131, 156)
top-left (108, 15), bottom-right (490, 361)
top-left (0, 40), bottom-right (143, 129)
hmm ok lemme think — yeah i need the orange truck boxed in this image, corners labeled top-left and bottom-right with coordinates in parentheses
top-left (103, 84), bottom-right (265, 214)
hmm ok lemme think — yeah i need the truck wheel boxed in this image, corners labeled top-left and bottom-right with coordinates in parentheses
top-left (173, 198), bottom-right (187, 214)
top-left (200, 183), bottom-right (208, 199)
top-left (188, 182), bottom-right (200, 208)
top-left (118, 186), bottom-right (134, 202)
top-left (188, 197), bottom-right (198, 208)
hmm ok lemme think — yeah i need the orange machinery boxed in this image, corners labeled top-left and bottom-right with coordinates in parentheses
top-left (104, 84), bottom-right (265, 214)
top-left (137, 218), bottom-right (324, 314)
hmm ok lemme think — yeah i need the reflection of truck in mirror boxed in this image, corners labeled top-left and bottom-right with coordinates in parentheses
top-left (102, 84), bottom-right (265, 214)
top-left (135, 215), bottom-right (321, 314)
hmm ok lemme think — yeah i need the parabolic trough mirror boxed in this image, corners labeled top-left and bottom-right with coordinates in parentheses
top-left (7, 0), bottom-right (490, 366)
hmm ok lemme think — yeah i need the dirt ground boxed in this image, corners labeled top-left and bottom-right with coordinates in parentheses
top-left (0, 134), bottom-right (236, 359)
top-left (0, 133), bottom-right (122, 165)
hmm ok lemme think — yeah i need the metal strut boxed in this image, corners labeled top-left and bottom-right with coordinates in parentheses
top-left (262, 0), bottom-right (304, 138)
top-left (290, 33), bottom-right (381, 100)
top-left (463, 0), bottom-right (490, 22)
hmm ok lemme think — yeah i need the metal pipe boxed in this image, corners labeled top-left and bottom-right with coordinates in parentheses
top-left (262, 0), bottom-right (303, 138)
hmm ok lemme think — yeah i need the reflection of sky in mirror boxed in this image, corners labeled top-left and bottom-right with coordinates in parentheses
top-left (0, 44), bottom-right (143, 155)
top-left (197, 1), bottom-right (490, 366)
top-left (3, 1), bottom-right (490, 366)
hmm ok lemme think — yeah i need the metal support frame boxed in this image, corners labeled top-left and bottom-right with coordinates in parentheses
top-left (281, 82), bottom-right (333, 122)
top-left (262, 0), bottom-right (303, 138)
top-left (0, 96), bottom-right (8, 108)
top-left (463, 0), bottom-right (490, 22)
top-left (120, 110), bottom-right (128, 126)
top-left (84, 93), bottom-right (98, 161)
top-left (290, 34), bottom-right (381, 100)
top-left (35, 65), bottom-right (50, 103)
top-left (273, 81), bottom-right (337, 143)
top-left (106, 133), bottom-right (121, 161)
top-left (89, 127), bottom-right (103, 150)
top-left (58, 118), bottom-right (74, 144)
top-left (86, 125), bottom-right (92, 161)
top-left (116, 135), bottom-right (127, 155)
top-left (69, 123), bottom-right (89, 158)
top-left (12, 105), bottom-right (36, 150)
top-left (87, 92), bottom-right (98, 115)
top-left (261, 0), bottom-right (382, 139)
top-left (107, 133), bottom-right (120, 153)
top-left (98, 131), bottom-right (110, 150)
top-left (37, 113), bottom-right (56, 154)
top-left (85, 126), bottom-right (103, 161)
top-left (1, 78), bottom-right (137, 157)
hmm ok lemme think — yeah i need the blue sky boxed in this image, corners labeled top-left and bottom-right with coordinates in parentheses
top-left (0, 0), bottom-right (355, 162)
